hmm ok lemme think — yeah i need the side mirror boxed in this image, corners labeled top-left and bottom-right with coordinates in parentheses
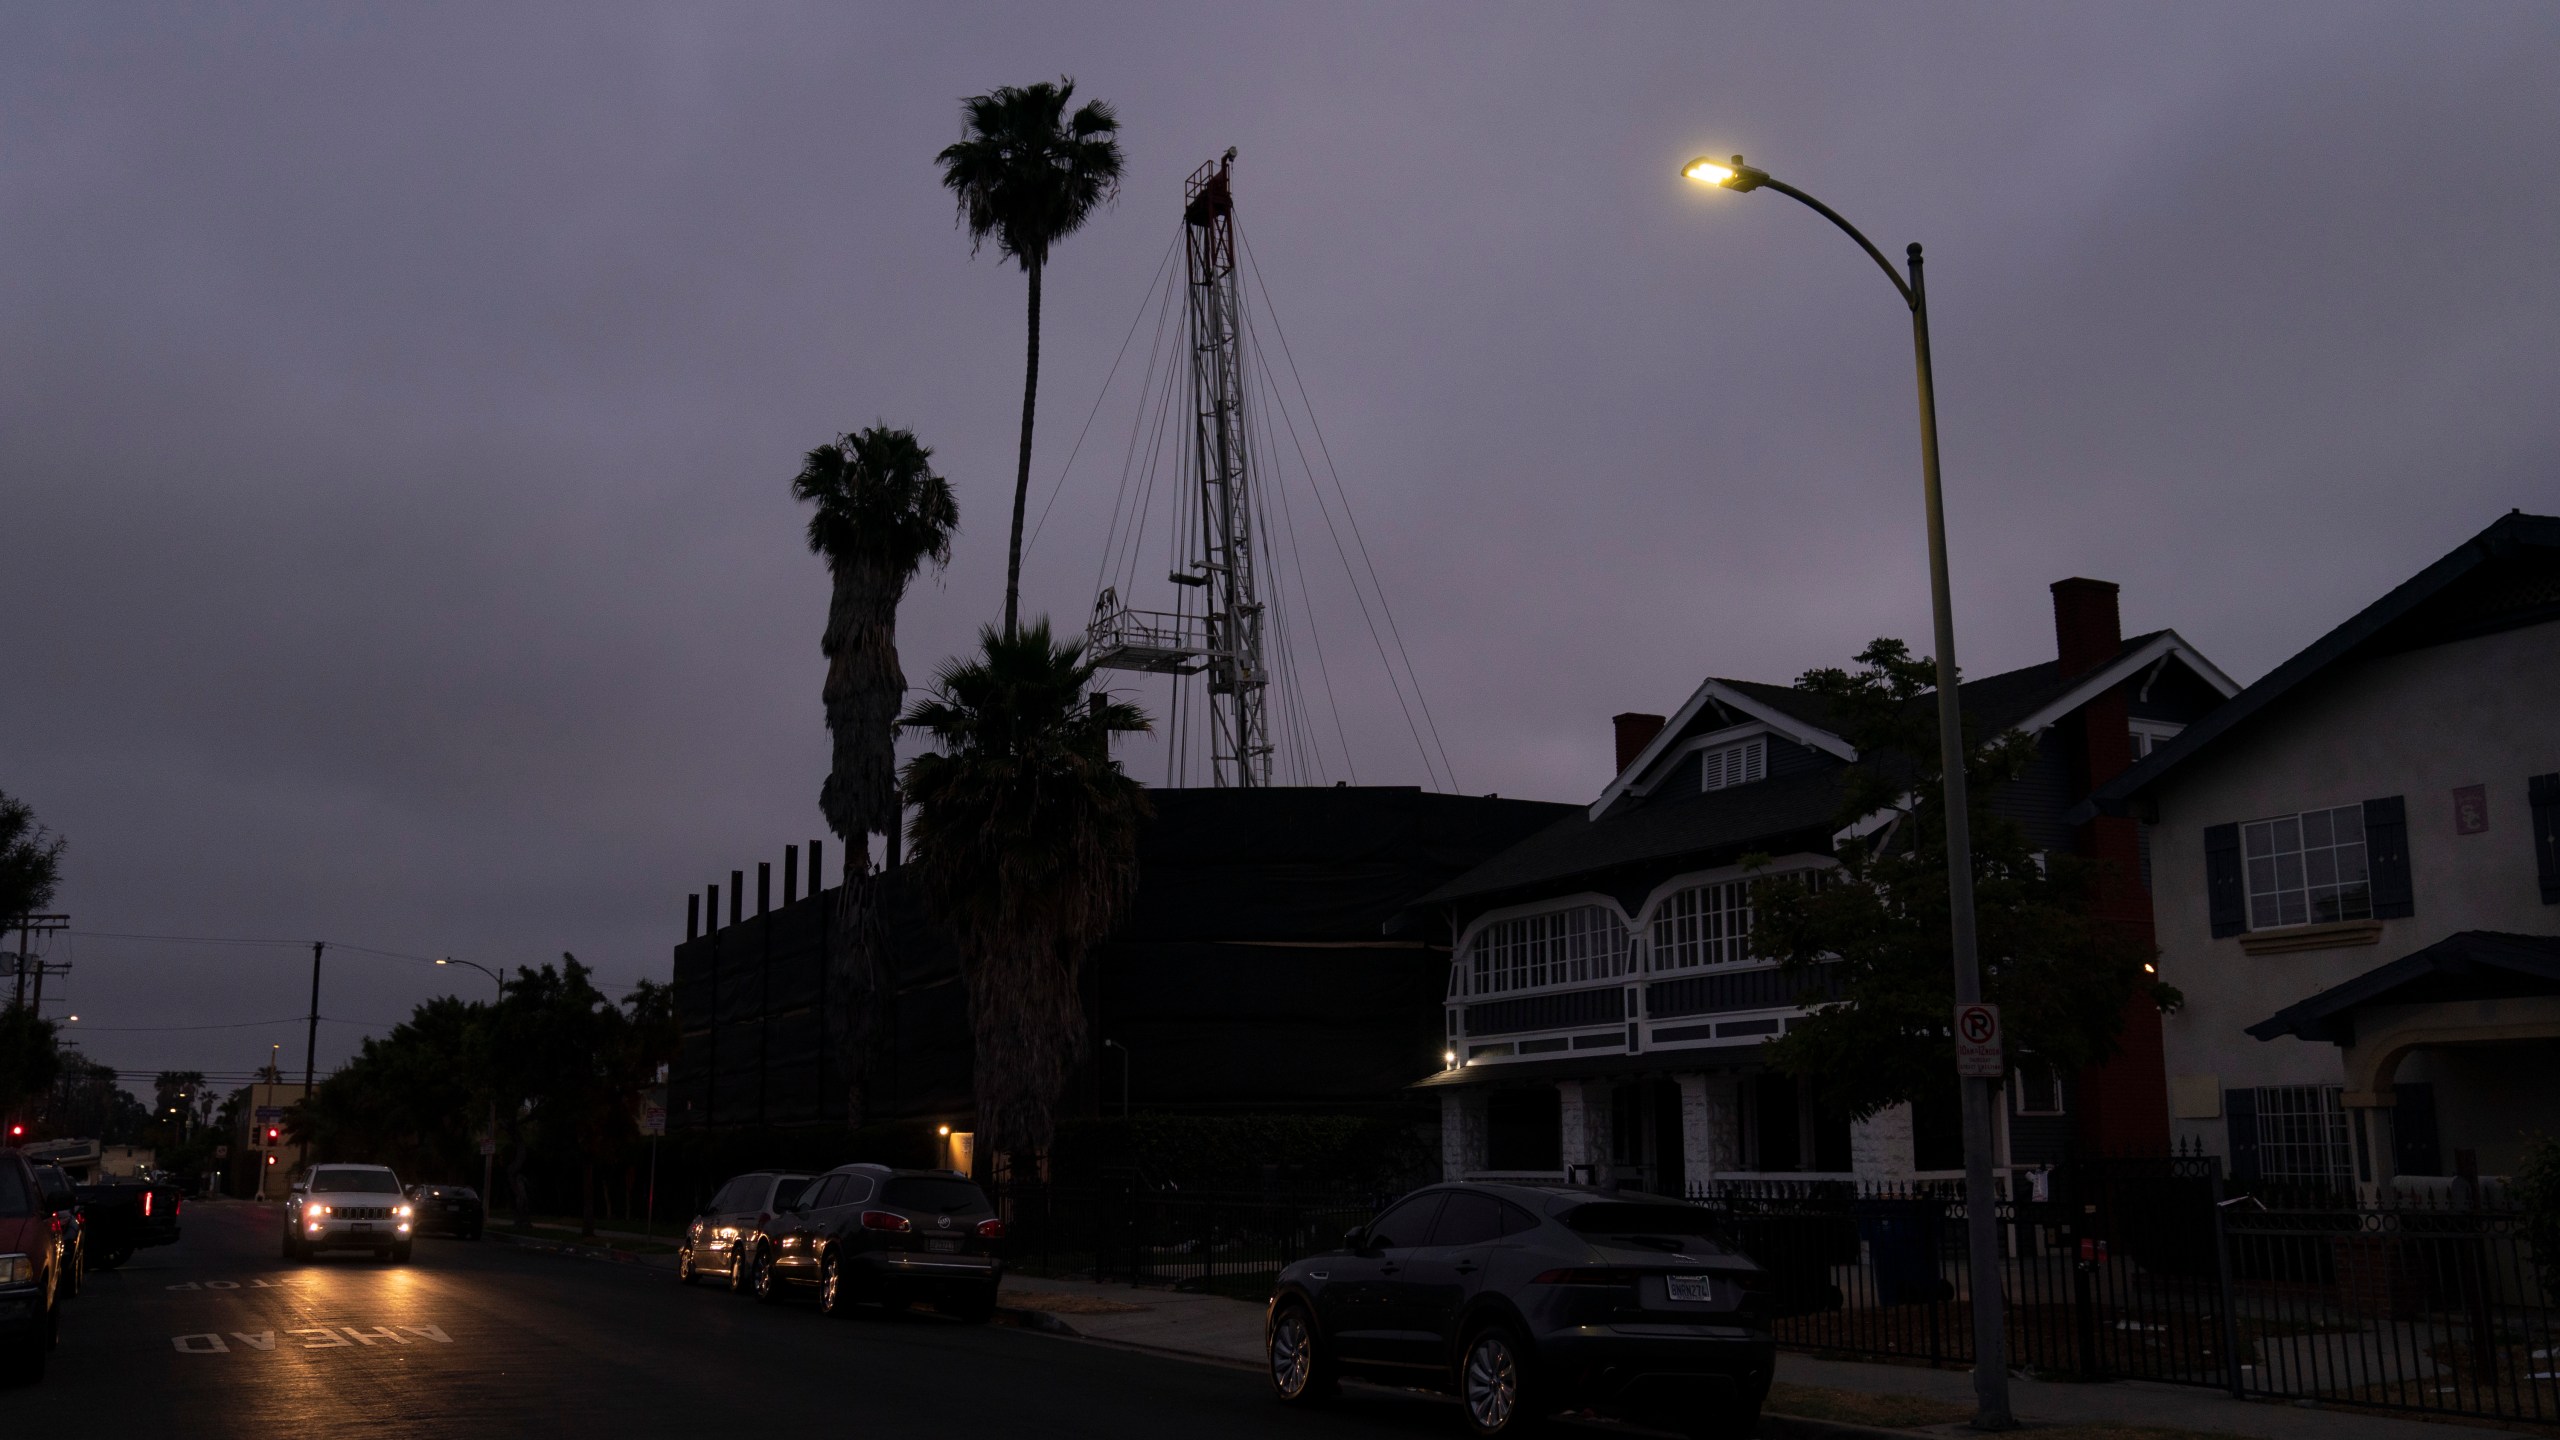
top-left (1342, 1225), bottom-right (1366, 1252)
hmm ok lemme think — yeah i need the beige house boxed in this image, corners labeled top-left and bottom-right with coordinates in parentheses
top-left (2081, 512), bottom-right (2560, 1188)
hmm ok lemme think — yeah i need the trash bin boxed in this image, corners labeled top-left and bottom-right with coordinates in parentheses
top-left (1856, 1197), bottom-right (1952, 1307)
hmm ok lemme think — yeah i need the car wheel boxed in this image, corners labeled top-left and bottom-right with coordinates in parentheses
top-left (729, 1244), bottom-right (756, 1295)
top-left (391, 1243), bottom-right (413, 1264)
top-left (677, 1246), bottom-right (697, 1284)
top-left (1267, 1300), bottom-right (1337, 1405)
top-left (752, 1249), bottom-right (784, 1304)
top-left (2, 1315), bottom-right (46, 1386)
top-left (282, 1232), bottom-right (303, 1262)
top-left (818, 1252), bottom-right (846, 1317)
top-left (1459, 1323), bottom-right (1543, 1436)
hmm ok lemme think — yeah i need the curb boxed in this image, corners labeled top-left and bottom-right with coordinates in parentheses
top-left (484, 1229), bottom-right (673, 1269)
top-left (993, 1305), bottom-right (1082, 1336)
top-left (1761, 1415), bottom-right (1952, 1440)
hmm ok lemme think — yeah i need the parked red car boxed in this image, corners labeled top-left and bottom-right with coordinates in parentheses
top-left (0, 1148), bottom-right (67, 1384)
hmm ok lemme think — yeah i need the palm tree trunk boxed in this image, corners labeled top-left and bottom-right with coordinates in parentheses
top-left (1004, 257), bottom-right (1043, 638)
top-left (828, 843), bottom-right (885, 1127)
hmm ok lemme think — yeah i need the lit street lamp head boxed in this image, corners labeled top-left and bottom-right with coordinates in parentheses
top-left (1683, 154), bottom-right (1768, 192)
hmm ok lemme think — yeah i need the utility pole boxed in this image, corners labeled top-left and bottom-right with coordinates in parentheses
top-left (301, 941), bottom-right (323, 1179)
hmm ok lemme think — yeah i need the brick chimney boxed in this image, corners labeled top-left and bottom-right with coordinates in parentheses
top-left (1613, 712), bottom-right (1667, 774)
top-left (2050, 577), bottom-right (2122, 680)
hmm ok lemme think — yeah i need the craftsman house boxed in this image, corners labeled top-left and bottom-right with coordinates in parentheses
top-left (1414, 579), bottom-right (2236, 1192)
top-left (2079, 512), bottom-right (2560, 1191)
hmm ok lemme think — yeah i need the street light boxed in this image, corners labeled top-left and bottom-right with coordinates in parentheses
top-left (1683, 152), bottom-right (2012, 1430)
top-left (438, 957), bottom-right (505, 1214)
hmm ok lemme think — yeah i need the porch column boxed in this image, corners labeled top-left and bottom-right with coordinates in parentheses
top-left (2345, 1089), bottom-right (2397, 1191)
top-left (1676, 1074), bottom-right (1719, 1192)
top-left (1440, 1090), bottom-right (1487, 1181)
top-left (1558, 1080), bottom-right (1611, 1180)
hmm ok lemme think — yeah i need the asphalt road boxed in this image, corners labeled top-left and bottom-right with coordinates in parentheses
top-left (7, 1197), bottom-right (1462, 1438)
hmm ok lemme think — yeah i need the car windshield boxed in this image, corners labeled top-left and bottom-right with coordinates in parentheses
top-left (310, 1170), bottom-right (402, 1194)
top-left (1561, 1203), bottom-right (1728, 1250)
top-left (0, 1163), bottom-right (32, 1218)
top-left (881, 1177), bottom-right (988, 1213)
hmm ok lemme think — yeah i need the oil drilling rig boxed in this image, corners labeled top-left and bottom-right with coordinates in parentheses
top-left (1086, 149), bottom-right (1274, 787)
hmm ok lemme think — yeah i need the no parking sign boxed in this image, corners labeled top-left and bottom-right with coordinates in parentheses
top-left (1953, 1003), bottom-right (2004, 1078)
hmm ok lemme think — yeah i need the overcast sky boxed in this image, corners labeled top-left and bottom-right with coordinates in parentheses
top-left (5, 3), bottom-right (2556, 1091)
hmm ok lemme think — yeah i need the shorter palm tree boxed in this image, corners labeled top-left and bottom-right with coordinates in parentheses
top-left (793, 425), bottom-right (959, 1123)
top-left (901, 619), bottom-right (1148, 1175)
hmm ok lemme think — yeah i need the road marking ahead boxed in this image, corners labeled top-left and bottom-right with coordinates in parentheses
top-left (173, 1325), bottom-right (452, 1353)
top-left (165, 1276), bottom-right (313, 1291)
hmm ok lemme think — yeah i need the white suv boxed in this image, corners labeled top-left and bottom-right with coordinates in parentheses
top-left (284, 1164), bottom-right (415, 1263)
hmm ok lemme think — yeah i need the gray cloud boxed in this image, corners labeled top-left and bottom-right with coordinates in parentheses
top-left (5, 2), bottom-right (2555, 1084)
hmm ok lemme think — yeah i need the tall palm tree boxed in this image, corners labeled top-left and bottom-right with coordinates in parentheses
top-left (901, 620), bottom-right (1148, 1175)
top-left (794, 426), bottom-right (960, 1122)
top-left (935, 78), bottom-right (1123, 638)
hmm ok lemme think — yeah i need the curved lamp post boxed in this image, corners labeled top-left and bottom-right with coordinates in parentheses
top-left (1684, 153), bottom-right (2011, 1429)
top-left (437, 956), bottom-right (506, 1213)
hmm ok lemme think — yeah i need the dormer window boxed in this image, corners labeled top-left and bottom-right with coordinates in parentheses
top-left (1701, 737), bottom-right (1766, 792)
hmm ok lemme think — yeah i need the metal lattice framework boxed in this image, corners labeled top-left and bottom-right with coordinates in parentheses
top-left (1089, 151), bottom-right (1271, 786)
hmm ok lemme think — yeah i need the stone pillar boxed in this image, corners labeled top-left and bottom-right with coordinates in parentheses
top-left (2345, 1090), bottom-right (2397, 1193)
top-left (1440, 1091), bottom-right (1487, 1181)
top-left (1558, 1080), bottom-right (1611, 1180)
top-left (1676, 1074), bottom-right (1719, 1193)
top-left (1852, 1103), bottom-right (1917, 1183)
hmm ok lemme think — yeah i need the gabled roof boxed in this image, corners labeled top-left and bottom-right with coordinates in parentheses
top-left (1416, 765), bottom-right (1844, 910)
top-left (2246, 931), bottom-right (2560, 1043)
top-left (1588, 678), bottom-right (1858, 816)
top-left (2077, 512), bottom-right (2560, 823)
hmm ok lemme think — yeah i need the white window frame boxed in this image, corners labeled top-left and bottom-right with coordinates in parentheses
top-left (2127, 719), bottom-right (2184, 760)
top-left (1700, 736), bottom-right (1767, 793)
top-left (2254, 1084), bottom-right (2353, 1184)
top-left (1650, 879), bottom-right (1755, 972)
top-left (1462, 903), bottom-right (1635, 998)
top-left (2011, 1061), bottom-right (2064, 1117)
top-left (2242, 804), bottom-right (2371, 931)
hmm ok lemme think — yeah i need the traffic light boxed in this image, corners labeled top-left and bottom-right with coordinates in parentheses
top-left (6, 1123), bottom-right (22, 1140)
top-left (264, 1126), bottom-right (282, 1145)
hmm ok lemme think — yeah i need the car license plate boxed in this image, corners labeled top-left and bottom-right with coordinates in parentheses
top-left (1665, 1275), bottom-right (1714, 1303)
top-left (350, 1223), bottom-right (376, 1233)
top-left (925, 1238), bottom-right (961, 1254)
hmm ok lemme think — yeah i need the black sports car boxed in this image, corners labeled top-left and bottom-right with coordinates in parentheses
top-left (1266, 1182), bottom-right (1773, 1438)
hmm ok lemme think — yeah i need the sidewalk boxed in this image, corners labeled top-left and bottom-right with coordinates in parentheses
top-left (993, 1277), bottom-right (2536, 1440)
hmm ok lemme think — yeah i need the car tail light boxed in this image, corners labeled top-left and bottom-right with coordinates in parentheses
top-left (860, 1210), bottom-right (912, 1233)
top-left (143, 1192), bottom-right (153, 1217)
top-left (1530, 1267), bottom-right (1645, 1286)
top-left (976, 1218), bottom-right (1005, 1239)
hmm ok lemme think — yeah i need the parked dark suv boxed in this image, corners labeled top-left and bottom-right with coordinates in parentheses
top-left (405, 1184), bottom-right (484, 1239)
top-left (757, 1165), bottom-right (1002, 1321)
top-left (678, 1170), bottom-right (812, 1292)
top-left (1266, 1183), bottom-right (1772, 1438)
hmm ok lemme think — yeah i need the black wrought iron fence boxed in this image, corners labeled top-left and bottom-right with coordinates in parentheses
top-left (1681, 1161), bottom-right (2559, 1426)
top-left (989, 1163), bottom-right (2558, 1426)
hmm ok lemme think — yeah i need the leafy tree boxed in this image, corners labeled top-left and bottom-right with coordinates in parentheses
top-left (792, 426), bottom-right (959, 1122)
top-left (901, 620), bottom-right (1148, 1175)
top-left (1751, 638), bottom-right (2181, 1121)
top-left (473, 956), bottom-right (672, 1237)
top-left (46, 1052), bottom-right (151, 1143)
top-left (935, 78), bottom-right (1123, 637)
top-left (295, 999), bottom-right (485, 1184)
top-left (0, 789), bottom-right (65, 925)
top-left (0, 1005), bottom-right (60, 1131)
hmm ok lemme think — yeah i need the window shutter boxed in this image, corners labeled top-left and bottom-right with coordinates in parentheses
top-left (2531, 773), bottom-right (2560, 905)
top-left (2364, 795), bottom-right (2413, 919)
top-left (2204, 823), bottom-right (2246, 938)
top-left (2224, 1088), bottom-right (2260, 1182)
